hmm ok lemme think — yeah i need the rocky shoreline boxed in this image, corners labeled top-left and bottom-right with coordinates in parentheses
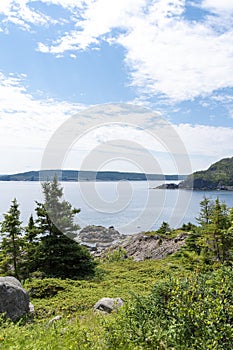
top-left (155, 183), bottom-right (233, 191)
top-left (76, 225), bottom-right (127, 253)
top-left (76, 225), bottom-right (187, 261)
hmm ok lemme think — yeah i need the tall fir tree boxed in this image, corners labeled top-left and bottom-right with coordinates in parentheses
top-left (21, 214), bottom-right (40, 278)
top-left (200, 198), bottom-right (231, 263)
top-left (196, 197), bottom-right (214, 226)
top-left (34, 176), bottom-right (96, 278)
top-left (0, 198), bottom-right (24, 279)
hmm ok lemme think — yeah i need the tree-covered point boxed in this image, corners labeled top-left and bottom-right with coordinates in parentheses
top-left (0, 177), bottom-right (96, 280)
top-left (179, 156), bottom-right (233, 190)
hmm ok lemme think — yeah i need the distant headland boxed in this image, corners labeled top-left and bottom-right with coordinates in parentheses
top-left (0, 170), bottom-right (187, 182)
top-left (156, 156), bottom-right (233, 190)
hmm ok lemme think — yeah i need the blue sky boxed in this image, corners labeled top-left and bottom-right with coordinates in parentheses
top-left (0, 0), bottom-right (233, 174)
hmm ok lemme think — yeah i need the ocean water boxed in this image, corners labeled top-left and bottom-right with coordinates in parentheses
top-left (0, 181), bottom-right (232, 234)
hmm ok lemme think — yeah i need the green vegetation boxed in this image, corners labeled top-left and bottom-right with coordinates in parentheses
top-left (105, 266), bottom-right (233, 349)
top-left (0, 177), bottom-right (96, 280)
top-left (179, 156), bottom-right (233, 190)
top-left (0, 199), bottom-right (24, 280)
top-left (1, 185), bottom-right (233, 348)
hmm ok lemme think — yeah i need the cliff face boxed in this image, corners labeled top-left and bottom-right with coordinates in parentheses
top-left (179, 157), bottom-right (233, 190)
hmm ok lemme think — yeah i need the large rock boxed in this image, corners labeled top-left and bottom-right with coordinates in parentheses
top-left (94, 297), bottom-right (124, 313)
top-left (77, 225), bottom-right (126, 254)
top-left (0, 276), bottom-right (32, 321)
top-left (155, 183), bottom-right (178, 189)
top-left (78, 225), bottom-right (122, 243)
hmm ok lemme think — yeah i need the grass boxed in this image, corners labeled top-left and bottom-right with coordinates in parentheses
top-left (23, 259), bottom-right (179, 319)
top-left (1, 256), bottom-right (232, 349)
top-left (0, 257), bottom-right (186, 350)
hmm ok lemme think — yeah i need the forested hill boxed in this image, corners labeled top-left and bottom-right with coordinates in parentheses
top-left (179, 157), bottom-right (233, 190)
top-left (0, 170), bottom-right (186, 182)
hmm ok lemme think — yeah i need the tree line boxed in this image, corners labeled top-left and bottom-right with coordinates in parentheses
top-left (179, 197), bottom-right (233, 265)
top-left (0, 177), bottom-right (96, 280)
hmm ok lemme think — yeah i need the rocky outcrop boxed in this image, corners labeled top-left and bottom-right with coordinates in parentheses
top-left (77, 225), bottom-right (187, 261)
top-left (107, 232), bottom-right (187, 261)
top-left (94, 297), bottom-right (124, 313)
top-left (155, 183), bottom-right (179, 189)
top-left (0, 276), bottom-right (33, 321)
top-left (77, 225), bottom-right (126, 253)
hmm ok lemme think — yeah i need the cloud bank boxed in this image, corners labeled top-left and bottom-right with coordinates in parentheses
top-left (0, 76), bottom-right (232, 174)
top-left (1, 0), bottom-right (233, 102)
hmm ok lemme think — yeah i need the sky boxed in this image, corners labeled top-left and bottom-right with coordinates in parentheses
top-left (0, 0), bottom-right (233, 175)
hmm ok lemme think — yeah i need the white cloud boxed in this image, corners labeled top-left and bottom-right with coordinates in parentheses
top-left (0, 72), bottom-right (84, 173)
top-left (39, 0), bottom-right (145, 53)
top-left (39, 0), bottom-right (92, 10)
top-left (202, 0), bottom-right (233, 15)
top-left (175, 123), bottom-right (233, 165)
top-left (61, 121), bottom-right (233, 175)
top-left (33, 0), bottom-right (233, 102)
top-left (0, 0), bottom-right (55, 30)
top-left (1, 1), bottom-right (233, 102)
top-left (0, 2), bottom-right (12, 13)
top-left (0, 83), bottom-right (231, 174)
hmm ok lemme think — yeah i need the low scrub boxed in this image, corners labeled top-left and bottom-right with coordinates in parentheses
top-left (104, 266), bottom-right (233, 349)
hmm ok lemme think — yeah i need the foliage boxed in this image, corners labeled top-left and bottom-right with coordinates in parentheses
top-left (0, 258), bottom-right (183, 349)
top-left (0, 199), bottom-right (24, 279)
top-left (180, 222), bottom-right (196, 231)
top-left (179, 198), bottom-right (233, 266)
top-left (156, 222), bottom-right (171, 235)
top-left (33, 176), bottom-right (96, 278)
top-left (104, 266), bottom-right (233, 349)
top-left (26, 278), bottom-right (66, 298)
top-left (0, 177), bottom-right (97, 280)
top-left (180, 156), bottom-right (233, 189)
top-left (103, 247), bottom-right (128, 262)
top-left (196, 197), bottom-right (214, 226)
top-left (35, 176), bottom-right (80, 238)
top-left (0, 250), bottom-right (233, 349)
top-left (0, 313), bottom-right (106, 350)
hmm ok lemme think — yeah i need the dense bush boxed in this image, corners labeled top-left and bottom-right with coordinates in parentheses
top-left (104, 266), bottom-right (233, 349)
top-left (25, 278), bottom-right (66, 298)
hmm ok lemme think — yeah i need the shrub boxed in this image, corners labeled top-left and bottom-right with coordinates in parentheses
top-left (24, 278), bottom-right (66, 298)
top-left (104, 266), bottom-right (233, 349)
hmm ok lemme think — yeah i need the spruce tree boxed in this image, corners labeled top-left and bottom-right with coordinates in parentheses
top-left (25, 214), bottom-right (38, 243)
top-left (196, 197), bottom-right (214, 226)
top-left (34, 176), bottom-right (96, 278)
top-left (200, 199), bottom-right (231, 263)
top-left (22, 214), bottom-right (40, 278)
top-left (0, 198), bottom-right (24, 279)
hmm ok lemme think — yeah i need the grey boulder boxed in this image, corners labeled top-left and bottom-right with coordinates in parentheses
top-left (94, 297), bottom-right (124, 313)
top-left (0, 276), bottom-right (33, 321)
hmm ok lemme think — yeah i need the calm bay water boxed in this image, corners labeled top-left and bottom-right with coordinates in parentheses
top-left (0, 181), bottom-right (232, 234)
